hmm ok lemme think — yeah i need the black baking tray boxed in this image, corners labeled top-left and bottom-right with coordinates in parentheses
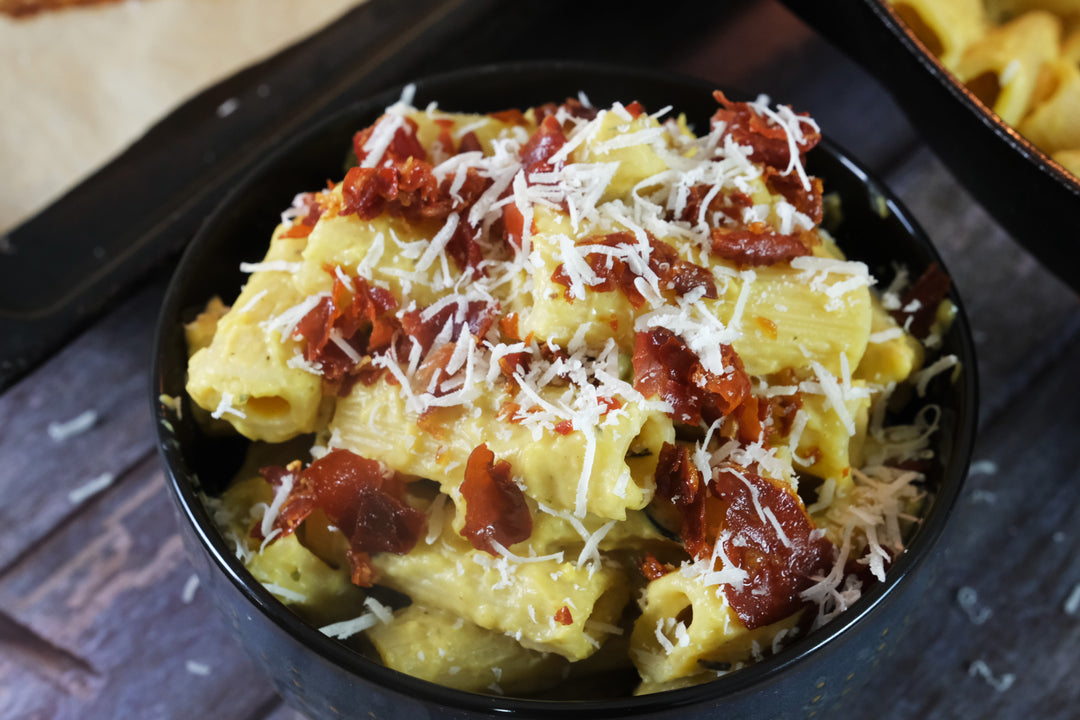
top-left (781, 0), bottom-right (1080, 292)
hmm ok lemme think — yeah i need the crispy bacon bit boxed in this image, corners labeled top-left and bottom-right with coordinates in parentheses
top-left (460, 444), bottom-right (532, 555)
top-left (706, 469), bottom-right (834, 628)
top-left (889, 263), bottom-right (951, 339)
top-left (639, 553), bottom-right (673, 581)
top-left (649, 237), bottom-right (718, 298)
top-left (633, 328), bottom-right (750, 426)
top-left (521, 115), bottom-right (567, 178)
top-left (765, 167), bottom-right (824, 225)
top-left (259, 449), bottom-right (425, 587)
top-left (554, 606), bottom-right (574, 626)
top-left (413, 343), bottom-right (458, 398)
top-left (551, 232), bottom-right (716, 306)
top-left (711, 90), bottom-right (821, 171)
top-left (710, 227), bottom-right (812, 268)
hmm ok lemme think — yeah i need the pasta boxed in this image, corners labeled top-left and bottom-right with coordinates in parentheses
top-left (890, 0), bottom-right (1080, 178)
top-left (186, 88), bottom-right (957, 697)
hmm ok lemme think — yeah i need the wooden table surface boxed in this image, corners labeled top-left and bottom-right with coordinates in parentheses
top-left (3, 1), bottom-right (1078, 718)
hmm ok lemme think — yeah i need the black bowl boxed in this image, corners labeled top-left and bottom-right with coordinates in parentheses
top-left (152, 62), bottom-right (978, 720)
top-left (781, 0), bottom-right (1080, 295)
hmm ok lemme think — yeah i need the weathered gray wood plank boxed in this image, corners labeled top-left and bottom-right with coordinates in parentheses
top-left (0, 281), bottom-right (164, 571)
top-left (0, 455), bottom-right (277, 719)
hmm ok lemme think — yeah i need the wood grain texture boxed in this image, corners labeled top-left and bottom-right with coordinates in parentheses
top-left (0, 281), bottom-right (163, 571)
top-left (0, 454), bottom-right (276, 719)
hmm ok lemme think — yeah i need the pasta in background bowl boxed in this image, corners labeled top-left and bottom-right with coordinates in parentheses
top-left (153, 63), bottom-right (977, 719)
top-left (782, 0), bottom-right (1080, 296)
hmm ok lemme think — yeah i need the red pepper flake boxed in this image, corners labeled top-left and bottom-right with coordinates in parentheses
top-left (553, 419), bottom-right (575, 436)
top-left (259, 449), bottom-right (425, 587)
top-left (498, 312), bottom-right (521, 341)
top-left (710, 227), bottom-right (812, 268)
top-left (632, 327), bottom-right (750, 426)
top-left (754, 315), bottom-right (779, 340)
top-left (554, 606), bottom-right (574, 626)
top-left (639, 553), bottom-right (673, 581)
top-left (460, 444), bottom-right (533, 555)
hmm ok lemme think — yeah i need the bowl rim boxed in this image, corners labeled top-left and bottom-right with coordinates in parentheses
top-left (152, 59), bottom-right (979, 716)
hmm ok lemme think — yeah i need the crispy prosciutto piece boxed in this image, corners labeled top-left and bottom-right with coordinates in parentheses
top-left (551, 232), bottom-right (717, 306)
top-left (654, 443), bottom-right (708, 557)
top-left (520, 114), bottom-right (568, 178)
top-left (460, 444), bottom-right (532, 555)
top-left (705, 469), bottom-right (835, 628)
top-left (281, 192), bottom-right (327, 239)
top-left (399, 298), bottom-right (499, 357)
top-left (651, 445), bottom-right (835, 629)
top-left (632, 327), bottom-right (750, 426)
top-left (764, 166), bottom-right (824, 225)
top-left (679, 185), bottom-right (754, 226)
top-left (259, 449), bottom-right (425, 587)
top-left (532, 97), bottom-right (598, 125)
top-left (710, 90), bottom-right (821, 172)
top-left (889, 262), bottom-right (951, 339)
top-left (352, 115), bottom-right (428, 169)
top-left (709, 226), bottom-right (812, 268)
top-left (291, 268), bottom-right (399, 383)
